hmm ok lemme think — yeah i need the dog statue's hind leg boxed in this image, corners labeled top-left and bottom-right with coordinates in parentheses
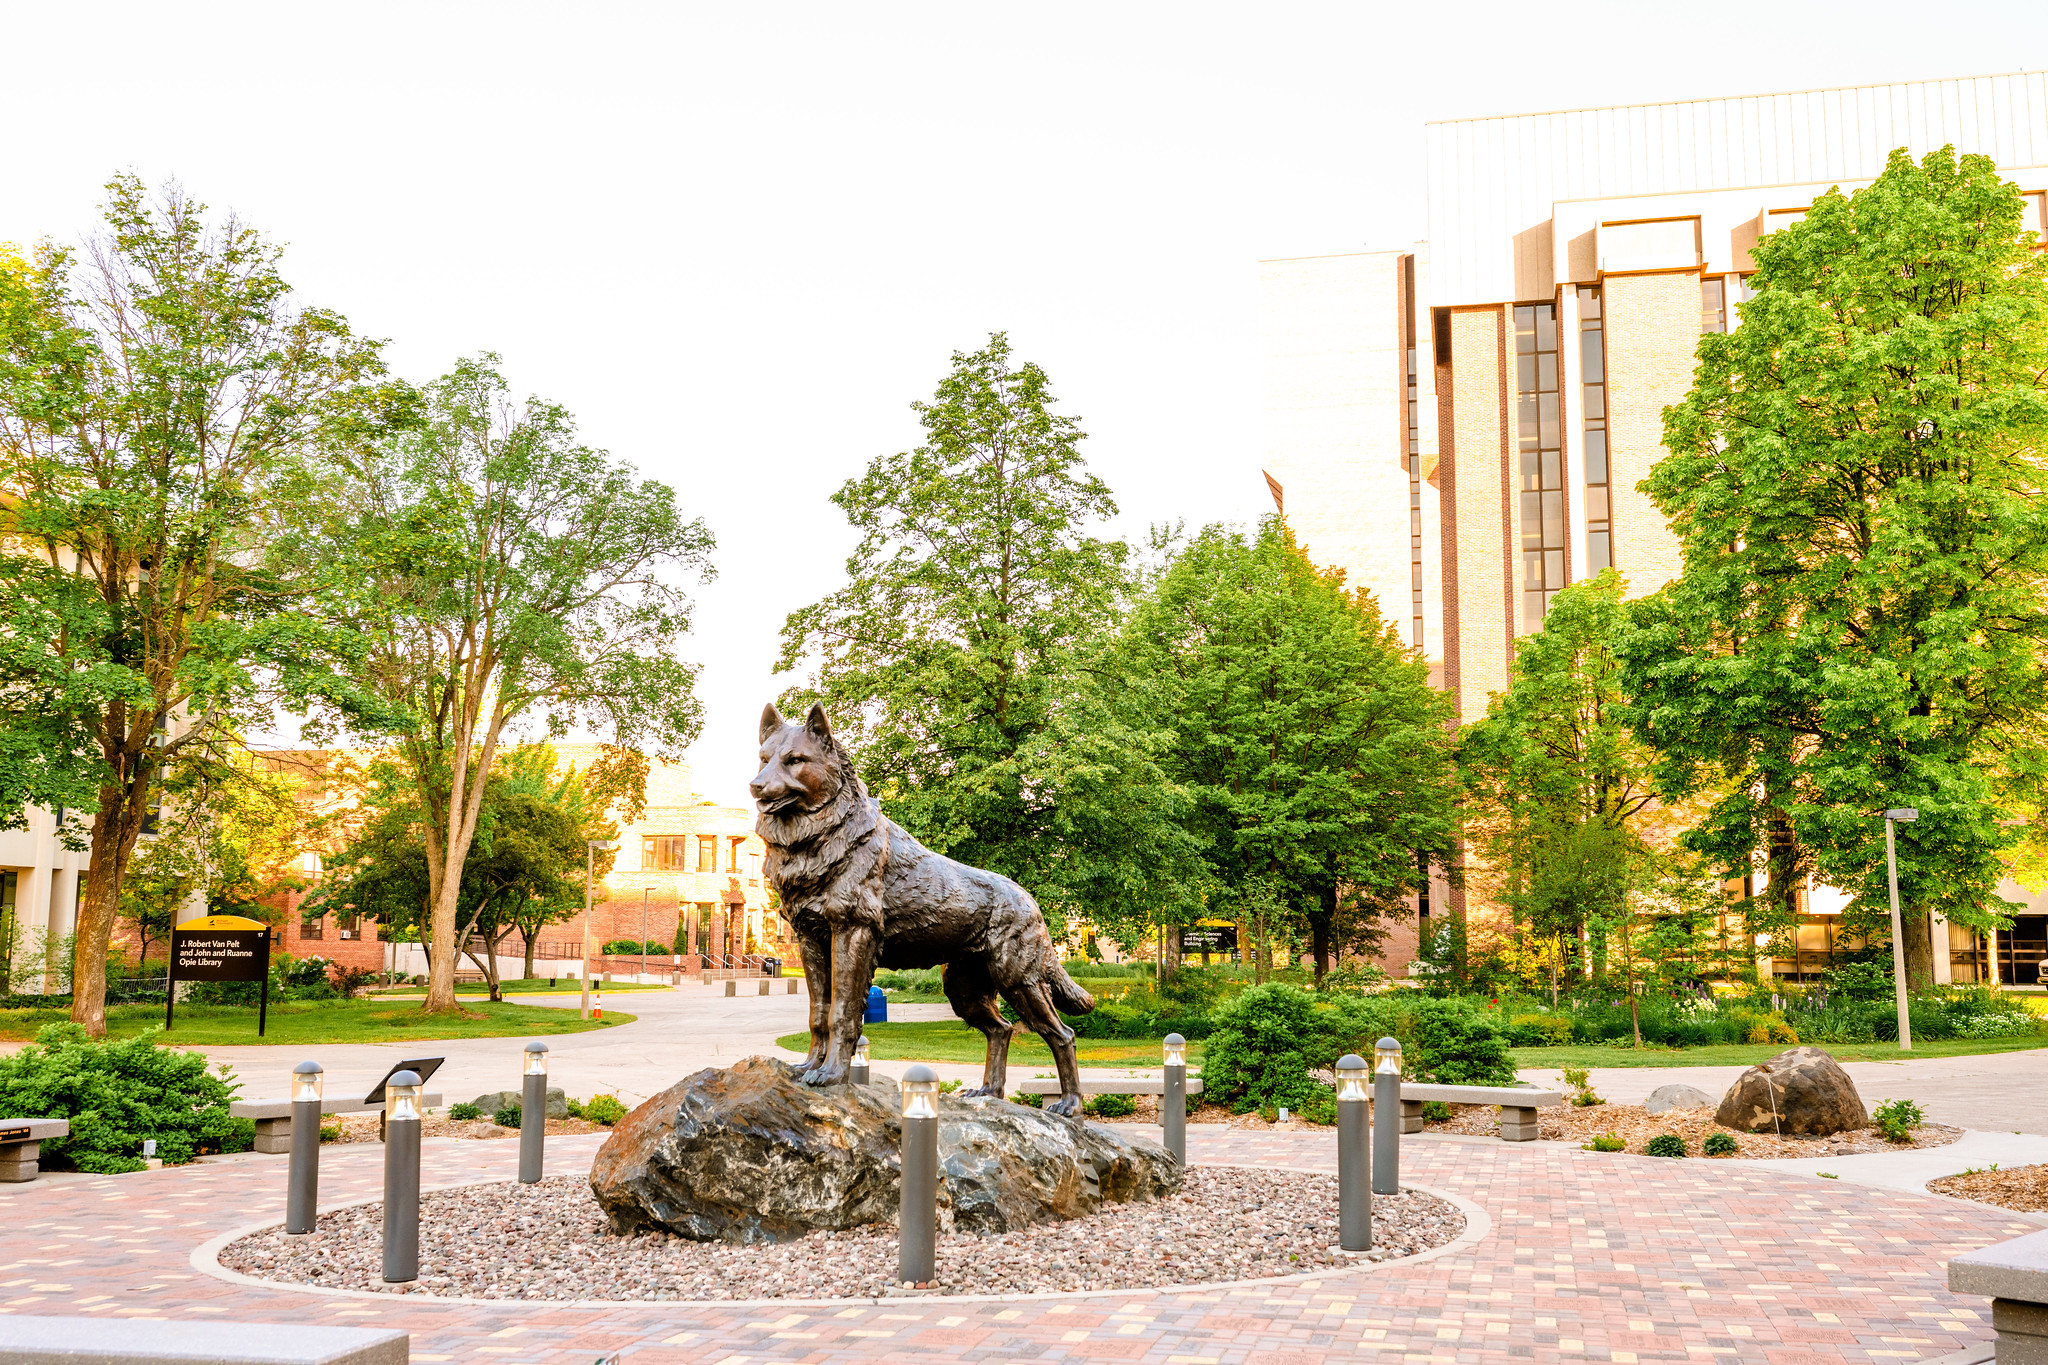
top-left (942, 958), bottom-right (1016, 1098)
top-left (1009, 980), bottom-right (1084, 1117)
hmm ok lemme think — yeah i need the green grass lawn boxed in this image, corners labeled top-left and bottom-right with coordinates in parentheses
top-left (1512, 1035), bottom-right (2048, 1069)
top-left (778, 1020), bottom-right (1203, 1070)
top-left (0, 999), bottom-right (636, 1045)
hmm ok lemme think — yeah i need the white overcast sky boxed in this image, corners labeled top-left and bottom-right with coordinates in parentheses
top-left (5, 3), bottom-right (2040, 803)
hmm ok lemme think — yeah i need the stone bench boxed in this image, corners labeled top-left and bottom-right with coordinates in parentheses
top-left (1015, 1078), bottom-right (1205, 1096)
top-left (229, 1095), bottom-right (444, 1154)
top-left (1950, 1225), bottom-right (2048, 1361)
top-left (0, 1314), bottom-right (406, 1364)
top-left (0, 1119), bottom-right (70, 1183)
top-left (1399, 1083), bottom-right (1563, 1142)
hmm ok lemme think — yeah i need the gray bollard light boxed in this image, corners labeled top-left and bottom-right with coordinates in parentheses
top-left (519, 1041), bottom-right (548, 1184)
top-left (851, 1033), bottom-right (871, 1086)
top-left (1372, 1036), bottom-right (1402, 1196)
top-left (1161, 1032), bottom-right (1187, 1163)
top-left (898, 1063), bottom-right (940, 1286)
top-left (285, 1060), bottom-right (323, 1235)
top-left (1336, 1053), bottom-right (1371, 1252)
top-left (381, 1069), bottom-right (422, 1284)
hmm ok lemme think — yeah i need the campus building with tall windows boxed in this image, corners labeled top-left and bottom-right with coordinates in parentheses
top-left (1260, 70), bottom-right (2048, 982)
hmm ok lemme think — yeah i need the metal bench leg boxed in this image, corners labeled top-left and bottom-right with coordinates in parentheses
top-left (0, 1142), bottom-right (40, 1183)
top-left (253, 1117), bottom-right (294, 1155)
top-left (1499, 1105), bottom-right (1540, 1141)
top-left (1400, 1099), bottom-right (1425, 1134)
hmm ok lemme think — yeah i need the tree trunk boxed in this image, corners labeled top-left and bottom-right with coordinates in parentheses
top-left (71, 774), bottom-right (151, 1037)
top-left (522, 930), bottom-right (538, 981)
top-left (1902, 906), bottom-right (1937, 990)
top-left (1309, 885), bottom-right (1336, 986)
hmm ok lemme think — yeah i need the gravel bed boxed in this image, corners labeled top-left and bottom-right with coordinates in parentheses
top-left (221, 1168), bottom-right (1464, 1299)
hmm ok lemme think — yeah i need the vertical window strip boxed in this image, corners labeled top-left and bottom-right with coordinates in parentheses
top-left (1403, 259), bottom-right (1423, 650)
top-left (1701, 276), bottom-right (1727, 332)
top-left (1580, 289), bottom-right (1611, 576)
top-left (1514, 302), bottom-right (1564, 629)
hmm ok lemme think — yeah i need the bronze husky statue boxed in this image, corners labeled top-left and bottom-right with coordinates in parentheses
top-left (751, 703), bottom-right (1096, 1116)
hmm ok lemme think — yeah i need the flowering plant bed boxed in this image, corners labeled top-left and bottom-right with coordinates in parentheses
top-left (1430, 1101), bottom-right (1960, 1157)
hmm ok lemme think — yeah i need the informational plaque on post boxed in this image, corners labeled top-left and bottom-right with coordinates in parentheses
top-left (167, 914), bottom-right (274, 1035)
top-left (1178, 924), bottom-right (1238, 956)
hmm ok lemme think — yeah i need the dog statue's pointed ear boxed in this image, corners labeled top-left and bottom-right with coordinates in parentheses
top-left (759, 703), bottom-right (786, 743)
top-left (805, 703), bottom-right (833, 743)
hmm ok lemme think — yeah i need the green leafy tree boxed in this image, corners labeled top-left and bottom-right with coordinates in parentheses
top-left (1116, 518), bottom-right (1459, 982)
top-left (117, 755), bottom-right (308, 968)
top-left (0, 178), bottom-right (401, 1035)
top-left (776, 333), bottom-right (1191, 939)
top-left (307, 744), bottom-right (618, 998)
top-left (1622, 146), bottom-right (2048, 988)
top-left (293, 356), bottom-right (712, 1012)
top-left (1461, 572), bottom-right (1719, 994)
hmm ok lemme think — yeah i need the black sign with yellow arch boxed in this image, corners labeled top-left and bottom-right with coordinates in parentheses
top-left (167, 914), bottom-right (273, 1035)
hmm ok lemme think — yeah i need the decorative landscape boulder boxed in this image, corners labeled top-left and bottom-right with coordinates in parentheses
top-left (1644, 1083), bottom-right (1715, 1115)
top-left (588, 1055), bottom-right (1180, 1243)
top-left (469, 1088), bottom-right (568, 1120)
top-left (1713, 1046), bottom-right (1868, 1135)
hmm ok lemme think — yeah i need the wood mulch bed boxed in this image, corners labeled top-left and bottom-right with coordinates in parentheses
top-left (1431, 1101), bottom-right (1961, 1158)
top-left (322, 1112), bottom-right (609, 1144)
top-left (1927, 1163), bottom-right (2048, 1212)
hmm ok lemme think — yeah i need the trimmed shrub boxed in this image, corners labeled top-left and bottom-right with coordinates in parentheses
top-left (601, 939), bottom-right (669, 956)
top-left (1510, 1014), bottom-right (1575, 1047)
top-left (1702, 1132), bottom-right (1738, 1156)
top-left (0, 1023), bottom-right (242, 1171)
top-left (582, 1094), bottom-right (628, 1126)
top-left (1010, 1089), bottom-right (1045, 1108)
top-left (1084, 1093), bottom-right (1137, 1118)
top-left (1421, 1100), bottom-right (1453, 1122)
top-left (1645, 1133), bottom-right (1687, 1158)
top-left (449, 1102), bottom-right (482, 1121)
top-left (493, 1104), bottom-right (522, 1128)
top-left (1586, 1133), bottom-right (1625, 1152)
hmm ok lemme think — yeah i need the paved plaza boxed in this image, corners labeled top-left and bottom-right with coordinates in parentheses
top-left (0, 1118), bottom-right (2034, 1362)
top-left (5, 986), bottom-right (2046, 1361)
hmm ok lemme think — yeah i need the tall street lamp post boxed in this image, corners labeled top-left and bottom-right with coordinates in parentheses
top-left (1885, 808), bottom-right (1918, 1051)
top-left (581, 839), bottom-right (619, 1021)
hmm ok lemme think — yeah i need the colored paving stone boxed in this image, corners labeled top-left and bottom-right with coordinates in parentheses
top-left (0, 1128), bottom-right (2027, 1361)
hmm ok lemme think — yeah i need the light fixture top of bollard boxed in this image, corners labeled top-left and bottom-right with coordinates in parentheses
top-left (1162, 1032), bottom-right (1186, 1068)
top-left (292, 1060), bottom-right (324, 1103)
top-left (1336, 1053), bottom-right (1370, 1101)
top-left (386, 1069), bottom-right (422, 1122)
top-left (524, 1039), bottom-right (549, 1076)
top-left (1373, 1037), bottom-right (1402, 1074)
top-left (901, 1063), bottom-right (939, 1118)
top-left (854, 1034), bottom-right (871, 1065)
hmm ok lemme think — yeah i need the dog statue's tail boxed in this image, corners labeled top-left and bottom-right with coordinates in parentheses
top-left (1047, 961), bottom-right (1095, 1016)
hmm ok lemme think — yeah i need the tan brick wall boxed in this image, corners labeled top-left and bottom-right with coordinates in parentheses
top-left (1444, 306), bottom-right (1511, 723)
top-left (1601, 272), bottom-right (1699, 596)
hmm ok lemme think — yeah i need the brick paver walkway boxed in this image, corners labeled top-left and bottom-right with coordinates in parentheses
top-left (0, 1128), bottom-right (2029, 1363)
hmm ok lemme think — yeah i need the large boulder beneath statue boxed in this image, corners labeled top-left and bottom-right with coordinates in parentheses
top-left (1714, 1046), bottom-right (1869, 1135)
top-left (588, 1055), bottom-right (1181, 1243)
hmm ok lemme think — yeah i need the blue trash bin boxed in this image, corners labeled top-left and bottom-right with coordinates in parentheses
top-left (864, 985), bottom-right (888, 1023)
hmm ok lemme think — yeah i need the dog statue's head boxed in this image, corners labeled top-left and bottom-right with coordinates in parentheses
top-left (751, 703), bottom-right (849, 817)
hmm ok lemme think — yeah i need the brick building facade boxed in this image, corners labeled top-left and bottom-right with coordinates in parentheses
top-left (1262, 70), bottom-right (2048, 982)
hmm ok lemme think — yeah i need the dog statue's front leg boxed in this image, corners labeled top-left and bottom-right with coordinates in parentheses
top-left (800, 925), bottom-right (880, 1086)
top-left (795, 933), bottom-right (832, 1070)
